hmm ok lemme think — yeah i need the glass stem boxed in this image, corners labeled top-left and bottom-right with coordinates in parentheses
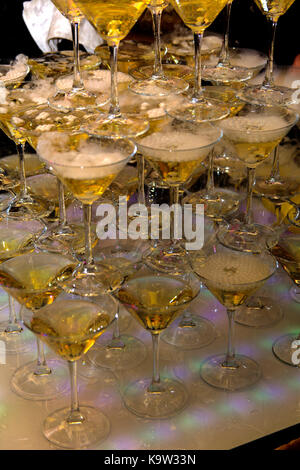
top-left (34, 337), bottom-right (51, 376)
top-left (263, 18), bottom-right (278, 88)
top-left (206, 149), bottom-right (215, 194)
top-left (83, 203), bottom-right (94, 267)
top-left (148, 332), bottom-right (163, 393)
top-left (170, 185), bottom-right (180, 241)
top-left (16, 143), bottom-right (27, 198)
top-left (5, 296), bottom-right (22, 333)
top-left (107, 303), bottom-right (125, 349)
top-left (218, 0), bottom-right (233, 66)
top-left (150, 6), bottom-right (164, 79)
top-left (108, 43), bottom-right (121, 118)
top-left (179, 309), bottom-right (197, 328)
top-left (192, 32), bottom-right (204, 101)
top-left (67, 360), bottom-right (85, 424)
top-left (222, 308), bottom-right (238, 368)
top-left (268, 145), bottom-right (280, 182)
top-left (71, 20), bottom-right (84, 90)
top-left (245, 167), bottom-right (256, 226)
top-left (137, 155), bottom-right (146, 205)
top-left (58, 180), bottom-right (67, 228)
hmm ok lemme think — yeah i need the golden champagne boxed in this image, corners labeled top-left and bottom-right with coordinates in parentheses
top-left (254, 0), bottom-right (295, 20)
top-left (0, 153), bottom-right (45, 177)
top-left (170, 0), bottom-right (229, 33)
top-left (271, 238), bottom-right (300, 286)
top-left (116, 275), bottom-right (194, 332)
top-left (194, 252), bottom-right (274, 309)
top-left (30, 299), bottom-right (111, 361)
top-left (73, 0), bottom-right (148, 45)
top-left (0, 252), bottom-right (76, 310)
top-left (51, 0), bottom-right (84, 20)
top-left (0, 220), bottom-right (44, 262)
top-left (60, 174), bottom-right (118, 204)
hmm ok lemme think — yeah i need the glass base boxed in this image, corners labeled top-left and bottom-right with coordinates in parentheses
top-left (0, 189), bottom-right (15, 212)
top-left (123, 377), bottom-right (188, 419)
top-left (161, 313), bottom-right (216, 350)
top-left (81, 113), bottom-right (149, 138)
top-left (10, 358), bottom-right (69, 401)
top-left (254, 177), bottom-right (300, 199)
top-left (43, 405), bottom-right (110, 449)
top-left (0, 321), bottom-right (32, 354)
top-left (235, 296), bottom-right (283, 328)
top-left (290, 286), bottom-right (300, 303)
top-left (48, 88), bottom-right (108, 112)
top-left (183, 188), bottom-right (240, 221)
top-left (144, 241), bottom-right (189, 274)
top-left (200, 354), bottom-right (261, 391)
top-left (6, 193), bottom-right (53, 220)
top-left (61, 263), bottom-right (124, 297)
top-left (129, 64), bottom-right (193, 82)
top-left (165, 94), bottom-right (230, 123)
top-left (238, 84), bottom-right (296, 106)
top-left (217, 221), bottom-right (278, 253)
top-left (128, 65), bottom-right (189, 97)
top-left (35, 223), bottom-right (89, 256)
top-left (77, 356), bottom-right (117, 384)
top-left (202, 64), bottom-right (253, 84)
top-left (272, 334), bottom-right (300, 367)
top-left (88, 334), bottom-right (147, 371)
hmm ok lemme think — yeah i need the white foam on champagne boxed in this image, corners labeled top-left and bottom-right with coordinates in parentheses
top-left (196, 252), bottom-right (272, 291)
top-left (37, 132), bottom-right (127, 180)
top-left (220, 114), bottom-right (289, 143)
top-left (138, 127), bottom-right (217, 162)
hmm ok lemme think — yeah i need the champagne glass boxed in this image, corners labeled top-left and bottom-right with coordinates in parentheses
top-left (114, 266), bottom-right (199, 418)
top-left (37, 131), bottom-right (136, 296)
top-left (49, 0), bottom-right (108, 111)
top-left (164, 0), bottom-right (230, 123)
top-left (72, 0), bottom-right (150, 138)
top-left (0, 219), bottom-right (45, 354)
top-left (22, 293), bottom-right (116, 449)
top-left (0, 251), bottom-right (77, 400)
top-left (217, 104), bottom-right (298, 254)
top-left (128, 0), bottom-right (189, 97)
top-left (271, 206), bottom-right (300, 365)
top-left (239, 0), bottom-right (297, 106)
top-left (191, 237), bottom-right (277, 391)
top-left (201, 0), bottom-right (255, 85)
top-left (0, 80), bottom-right (56, 219)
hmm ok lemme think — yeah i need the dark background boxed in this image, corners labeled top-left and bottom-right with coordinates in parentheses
top-left (0, 0), bottom-right (299, 64)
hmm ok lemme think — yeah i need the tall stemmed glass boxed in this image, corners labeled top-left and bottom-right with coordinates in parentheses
top-left (191, 238), bottom-right (277, 391)
top-left (239, 0), bottom-right (297, 106)
top-left (73, 0), bottom-right (150, 137)
top-left (49, 0), bottom-right (108, 111)
top-left (128, 0), bottom-right (189, 97)
top-left (201, 0), bottom-right (254, 84)
top-left (164, 0), bottom-right (230, 123)
top-left (271, 206), bottom-right (300, 365)
top-left (115, 266), bottom-right (199, 418)
top-left (37, 131), bottom-right (136, 296)
top-left (217, 104), bottom-right (298, 254)
top-left (23, 294), bottom-right (116, 449)
top-left (0, 251), bottom-right (77, 400)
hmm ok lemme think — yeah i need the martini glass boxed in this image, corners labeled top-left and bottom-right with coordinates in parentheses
top-left (136, 118), bottom-right (223, 272)
top-left (10, 104), bottom-right (101, 255)
top-left (164, 0), bottom-right (230, 123)
top-left (37, 131), bottom-right (136, 296)
top-left (271, 207), bottom-right (300, 365)
top-left (238, 0), bottom-right (297, 106)
top-left (217, 104), bottom-right (298, 254)
top-left (0, 218), bottom-right (45, 354)
top-left (0, 251), bottom-right (77, 400)
top-left (22, 293), bottom-right (116, 449)
top-left (191, 238), bottom-right (277, 391)
top-left (201, 0), bottom-right (255, 85)
top-left (0, 80), bottom-right (56, 220)
top-left (115, 266), bottom-right (199, 418)
top-left (73, 0), bottom-right (150, 138)
top-left (128, 0), bottom-right (189, 97)
top-left (49, 0), bottom-right (108, 111)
